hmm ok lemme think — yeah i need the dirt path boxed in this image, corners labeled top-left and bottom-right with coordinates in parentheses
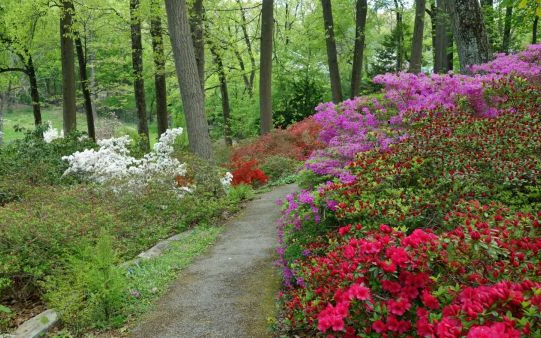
top-left (131, 184), bottom-right (297, 338)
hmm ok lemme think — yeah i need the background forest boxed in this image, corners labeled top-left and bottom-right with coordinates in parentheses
top-left (0, 0), bottom-right (538, 148)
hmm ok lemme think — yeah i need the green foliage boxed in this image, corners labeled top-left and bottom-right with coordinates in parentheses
top-left (45, 231), bottom-right (125, 333)
top-left (227, 184), bottom-right (254, 203)
top-left (259, 156), bottom-right (300, 182)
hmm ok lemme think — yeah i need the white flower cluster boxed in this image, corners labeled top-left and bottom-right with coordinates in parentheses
top-left (43, 122), bottom-right (64, 143)
top-left (62, 128), bottom-right (191, 195)
top-left (220, 171), bottom-right (234, 189)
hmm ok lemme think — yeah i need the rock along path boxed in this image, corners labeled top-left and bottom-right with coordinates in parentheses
top-left (131, 184), bottom-right (297, 338)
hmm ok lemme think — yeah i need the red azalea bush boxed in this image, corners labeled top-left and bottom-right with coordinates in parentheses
top-left (229, 159), bottom-right (268, 186)
top-left (281, 202), bottom-right (541, 337)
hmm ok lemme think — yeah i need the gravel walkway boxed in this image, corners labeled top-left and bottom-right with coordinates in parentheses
top-left (131, 184), bottom-right (297, 338)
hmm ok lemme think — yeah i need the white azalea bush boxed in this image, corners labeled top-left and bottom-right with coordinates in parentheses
top-left (62, 128), bottom-right (192, 195)
top-left (43, 121), bottom-right (64, 143)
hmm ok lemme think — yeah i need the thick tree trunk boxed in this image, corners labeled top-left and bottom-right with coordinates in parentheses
top-left (26, 56), bottom-right (42, 126)
top-left (165, 0), bottom-right (213, 161)
top-left (447, 0), bottom-right (492, 72)
top-left (409, 0), bottom-right (426, 73)
top-left (130, 0), bottom-right (150, 151)
top-left (209, 45), bottom-right (232, 146)
top-left (150, 0), bottom-right (168, 137)
top-left (260, 0), bottom-right (274, 134)
top-left (394, 0), bottom-right (404, 72)
top-left (236, 0), bottom-right (257, 93)
top-left (321, 0), bottom-right (342, 103)
top-left (350, 0), bottom-right (367, 98)
top-left (75, 36), bottom-right (96, 141)
top-left (501, 5), bottom-right (512, 53)
top-left (534, 15), bottom-right (539, 44)
top-left (61, 0), bottom-right (77, 134)
top-left (189, 0), bottom-right (205, 92)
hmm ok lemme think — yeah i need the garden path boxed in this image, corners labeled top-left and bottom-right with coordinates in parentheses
top-left (131, 184), bottom-right (297, 338)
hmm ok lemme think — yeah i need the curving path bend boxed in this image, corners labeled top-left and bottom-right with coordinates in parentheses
top-left (131, 184), bottom-right (297, 338)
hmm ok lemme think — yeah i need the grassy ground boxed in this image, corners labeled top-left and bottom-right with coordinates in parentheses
top-left (1, 106), bottom-right (162, 146)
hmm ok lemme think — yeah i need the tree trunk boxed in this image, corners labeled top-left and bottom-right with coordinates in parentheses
top-left (209, 44), bottom-right (232, 146)
top-left (165, 0), bottom-right (213, 161)
top-left (75, 36), bottom-right (96, 141)
top-left (433, 0), bottom-right (453, 73)
top-left (236, 0), bottom-right (257, 93)
top-left (321, 0), bottom-right (342, 103)
top-left (447, 30), bottom-right (453, 71)
top-left (501, 5), bottom-right (512, 53)
top-left (260, 0), bottom-right (274, 134)
top-left (150, 0), bottom-right (168, 137)
top-left (350, 0), bottom-right (367, 98)
top-left (189, 0), bottom-right (205, 92)
top-left (60, 0), bottom-right (77, 134)
top-left (409, 0), bottom-right (426, 73)
top-left (447, 0), bottom-right (492, 72)
top-left (534, 15), bottom-right (539, 44)
top-left (394, 0), bottom-right (404, 72)
top-left (26, 56), bottom-right (42, 126)
top-left (130, 0), bottom-right (149, 151)
top-left (0, 83), bottom-right (5, 146)
top-left (480, 0), bottom-right (495, 48)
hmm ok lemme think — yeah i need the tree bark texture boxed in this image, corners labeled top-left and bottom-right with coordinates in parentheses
top-left (165, 0), bottom-right (213, 161)
top-left (260, 0), bottom-right (274, 134)
top-left (75, 35), bottom-right (96, 141)
top-left (61, 0), bottom-right (77, 134)
top-left (350, 0), bottom-right (367, 97)
top-left (321, 0), bottom-right (343, 103)
top-left (501, 5), bottom-right (512, 53)
top-left (26, 55), bottom-right (42, 126)
top-left (130, 0), bottom-right (150, 150)
top-left (447, 0), bottom-right (492, 72)
top-left (409, 0), bottom-right (426, 73)
top-left (434, 0), bottom-right (452, 73)
top-left (150, 0), bottom-right (168, 137)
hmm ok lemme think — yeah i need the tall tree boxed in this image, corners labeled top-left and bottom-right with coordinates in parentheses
top-left (409, 0), bottom-right (426, 73)
top-left (165, 0), bottom-right (213, 161)
top-left (480, 0), bottom-right (495, 48)
top-left (236, 0), bottom-right (257, 94)
top-left (209, 43), bottom-right (232, 146)
top-left (447, 0), bottom-right (492, 72)
top-left (150, 0), bottom-right (168, 137)
top-left (260, 0), bottom-right (274, 134)
top-left (501, 4), bottom-right (513, 52)
top-left (129, 0), bottom-right (149, 150)
top-left (394, 0), bottom-right (405, 72)
top-left (534, 15), bottom-right (539, 44)
top-left (60, 0), bottom-right (77, 134)
top-left (189, 0), bottom-right (205, 92)
top-left (350, 0), bottom-right (367, 98)
top-left (74, 36), bottom-right (96, 141)
top-left (321, 0), bottom-right (342, 103)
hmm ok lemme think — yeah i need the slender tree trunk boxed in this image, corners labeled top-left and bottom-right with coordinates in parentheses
top-left (189, 0), bottom-right (205, 92)
top-left (0, 83), bottom-right (5, 146)
top-left (60, 0), bottom-right (77, 134)
top-left (260, 0), bottom-right (274, 134)
top-left (480, 0), bottom-right (495, 48)
top-left (209, 45), bottom-right (232, 146)
top-left (165, 0), bottom-right (213, 161)
top-left (409, 0), bottom-right (426, 73)
top-left (234, 47), bottom-right (253, 96)
top-left (433, 0), bottom-right (452, 73)
top-left (501, 5), bottom-right (512, 52)
top-left (150, 0), bottom-right (168, 137)
top-left (130, 0), bottom-right (149, 150)
top-left (236, 0), bottom-right (257, 92)
top-left (75, 36), bottom-right (96, 141)
top-left (534, 15), bottom-right (539, 44)
top-left (26, 56), bottom-right (42, 126)
top-left (447, 0), bottom-right (492, 72)
top-left (321, 0), bottom-right (342, 103)
top-left (394, 0), bottom-right (404, 72)
top-left (350, 0), bottom-right (367, 98)
top-left (447, 31), bottom-right (453, 71)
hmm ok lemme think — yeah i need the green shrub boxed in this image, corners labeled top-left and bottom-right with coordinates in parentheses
top-left (227, 184), bottom-right (254, 203)
top-left (45, 231), bottom-right (125, 333)
top-left (259, 156), bottom-right (300, 182)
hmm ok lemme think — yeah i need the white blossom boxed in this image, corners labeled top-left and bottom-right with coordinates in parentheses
top-left (43, 122), bottom-right (64, 143)
top-left (62, 128), bottom-right (191, 195)
top-left (220, 172), bottom-right (234, 189)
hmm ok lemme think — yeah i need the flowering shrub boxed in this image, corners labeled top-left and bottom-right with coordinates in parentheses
top-left (43, 122), bottom-right (64, 143)
top-left (230, 159), bottom-right (268, 186)
top-left (62, 128), bottom-right (192, 195)
top-left (277, 44), bottom-right (541, 337)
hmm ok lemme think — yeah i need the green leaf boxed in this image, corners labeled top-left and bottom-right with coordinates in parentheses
top-left (0, 304), bottom-right (11, 314)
